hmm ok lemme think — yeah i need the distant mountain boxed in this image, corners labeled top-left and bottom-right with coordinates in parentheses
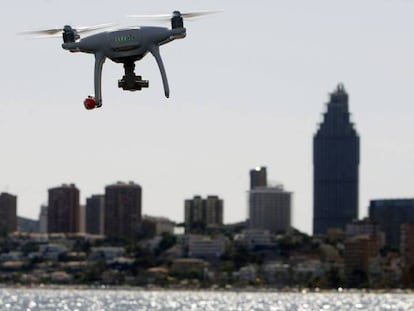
top-left (17, 216), bottom-right (39, 233)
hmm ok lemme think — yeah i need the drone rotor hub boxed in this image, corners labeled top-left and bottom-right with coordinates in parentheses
top-left (62, 26), bottom-right (80, 43)
top-left (171, 12), bottom-right (184, 29)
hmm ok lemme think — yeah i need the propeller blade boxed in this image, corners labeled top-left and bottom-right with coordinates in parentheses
top-left (180, 10), bottom-right (223, 18)
top-left (32, 33), bottom-right (63, 39)
top-left (128, 14), bottom-right (171, 19)
top-left (18, 23), bottom-right (117, 37)
top-left (18, 28), bottom-right (63, 36)
top-left (127, 14), bottom-right (171, 22)
top-left (128, 10), bottom-right (222, 21)
top-left (76, 23), bottom-right (118, 33)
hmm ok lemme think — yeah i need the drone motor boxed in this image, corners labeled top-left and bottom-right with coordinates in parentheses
top-left (62, 25), bottom-right (80, 43)
top-left (171, 11), bottom-right (184, 29)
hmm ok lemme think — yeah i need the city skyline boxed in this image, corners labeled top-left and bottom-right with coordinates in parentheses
top-left (2, 0), bottom-right (414, 234)
top-left (7, 180), bottom-right (414, 240)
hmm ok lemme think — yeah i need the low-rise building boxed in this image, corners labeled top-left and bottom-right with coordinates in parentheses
top-left (170, 258), bottom-right (208, 278)
top-left (89, 246), bottom-right (125, 262)
top-left (143, 215), bottom-right (175, 236)
top-left (401, 223), bottom-right (414, 269)
top-left (39, 244), bottom-right (68, 261)
top-left (235, 265), bottom-right (257, 283)
top-left (235, 229), bottom-right (275, 250)
top-left (188, 235), bottom-right (228, 259)
top-left (262, 262), bottom-right (291, 285)
top-left (294, 259), bottom-right (326, 280)
top-left (0, 251), bottom-right (23, 262)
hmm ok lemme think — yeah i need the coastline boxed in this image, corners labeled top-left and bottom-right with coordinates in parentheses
top-left (0, 283), bottom-right (413, 295)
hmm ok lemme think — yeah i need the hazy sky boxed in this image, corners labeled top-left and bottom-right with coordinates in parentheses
top-left (2, 0), bottom-right (414, 234)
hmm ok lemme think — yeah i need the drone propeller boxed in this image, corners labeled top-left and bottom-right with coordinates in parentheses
top-left (128, 10), bottom-right (223, 21)
top-left (19, 23), bottom-right (117, 37)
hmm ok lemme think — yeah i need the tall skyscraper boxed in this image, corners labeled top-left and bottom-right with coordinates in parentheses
top-left (249, 185), bottom-right (291, 234)
top-left (104, 181), bottom-right (142, 240)
top-left (250, 166), bottom-right (267, 190)
top-left (47, 184), bottom-right (80, 233)
top-left (313, 84), bottom-right (360, 235)
top-left (86, 194), bottom-right (105, 235)
top-left (0, 192), bottom-right (17, 235)
top-left (185, 195), bottom-right (223, 232)
top-left (369, 199), bottom-right (414, 250)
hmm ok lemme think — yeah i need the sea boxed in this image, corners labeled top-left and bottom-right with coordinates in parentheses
top-left (1, 288), bottom-right (414, 311)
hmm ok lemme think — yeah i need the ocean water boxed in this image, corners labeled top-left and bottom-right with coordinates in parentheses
top-left (0, 288), bottom-right (414, 311)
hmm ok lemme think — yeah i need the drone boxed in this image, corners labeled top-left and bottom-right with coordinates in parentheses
top-left (22, 11), bottom-right (219, 110)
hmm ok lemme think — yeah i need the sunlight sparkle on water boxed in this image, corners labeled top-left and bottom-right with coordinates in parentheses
top-left (0, 289), bottom-right (414, 310)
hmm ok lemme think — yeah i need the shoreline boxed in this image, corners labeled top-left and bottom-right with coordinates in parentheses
top-left (0, 284), bottom-right (413, 294)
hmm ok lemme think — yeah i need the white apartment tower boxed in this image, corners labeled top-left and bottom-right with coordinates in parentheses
top-left (248, 185), bottom-right (291, 234)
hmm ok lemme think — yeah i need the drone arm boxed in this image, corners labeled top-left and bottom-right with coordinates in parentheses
top-left (94, 52), bottom-right (106, 106)
top-left (148, 44), bottom-right (170, 98)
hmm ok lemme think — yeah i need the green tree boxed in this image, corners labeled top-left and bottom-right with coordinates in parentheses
top-left (79, 260), bottom-right (107, 283)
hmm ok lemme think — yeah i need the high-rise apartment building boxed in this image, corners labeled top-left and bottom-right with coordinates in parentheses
top-left (248, 185), bottom-right (291, 234)
top-left (185, 195), bottom-right (203, 230)
top-left (250, 166), bottom-right (267, 190)
top-left (86, 194), bottom-right (105, 235)
top-left (47, 184), bottom-right (80, 233)
top-left (0, 192), bottom-right (17, 235)
top-left (104, 181), bottom-right (142, 240)
top-left (205, 196), bottom-right (224, 226)
top-left (38, 205), bottom-right (48, 233)
top-left (369, 199), bottom-right (414, 250)
top-left (344, 234), bottom-right (378, 286)
top-left (313, 84), bottom-right (360, 235)
top-left (184, 195), bottom-right (223, 232)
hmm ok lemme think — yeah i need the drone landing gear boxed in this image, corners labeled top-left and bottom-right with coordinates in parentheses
top-left (118, 62), bottom-right (149, 91)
